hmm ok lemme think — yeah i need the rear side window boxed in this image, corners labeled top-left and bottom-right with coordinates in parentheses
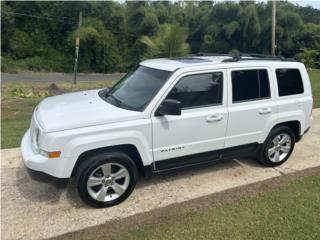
top-left (167, 72), bottom-right (223, 109)
top-left (276, 69), bottom-right (304, 96)
top-left (231, 69), bottom-right (270, 103)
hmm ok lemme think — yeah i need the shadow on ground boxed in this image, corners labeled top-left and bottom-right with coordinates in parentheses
top-left (15, 157), bottom-right (259, 208)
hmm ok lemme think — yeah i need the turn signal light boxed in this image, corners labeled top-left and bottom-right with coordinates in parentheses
top-left (48, 151), bottom-right (61, 158)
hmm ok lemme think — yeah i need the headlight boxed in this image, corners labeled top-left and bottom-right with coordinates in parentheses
top-left (30, 127), bottom-right (39, 151)
top-left (39, 149), bottom-right (49, 157)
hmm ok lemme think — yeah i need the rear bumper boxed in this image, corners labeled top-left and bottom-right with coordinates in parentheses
top-left (21, 129), bottom-right (69, 178)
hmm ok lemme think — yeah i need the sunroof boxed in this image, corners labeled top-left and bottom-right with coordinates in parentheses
top-left (171, 57), bottom-right (211, 63)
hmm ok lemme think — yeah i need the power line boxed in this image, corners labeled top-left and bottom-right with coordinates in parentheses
top-left (6, 11), bottom-right (144, 37)
top-left (8, 11), bottom-right (76, 24)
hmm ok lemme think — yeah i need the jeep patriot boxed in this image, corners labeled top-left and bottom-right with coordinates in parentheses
top-left (21, 54), bottom-right (313, 207)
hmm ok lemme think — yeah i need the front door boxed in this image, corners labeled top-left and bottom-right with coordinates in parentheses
top-left (151, 70), bottom-right (228, 170)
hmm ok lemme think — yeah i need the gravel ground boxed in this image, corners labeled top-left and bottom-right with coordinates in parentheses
top-left (1, 109), bottom-right (319, 239)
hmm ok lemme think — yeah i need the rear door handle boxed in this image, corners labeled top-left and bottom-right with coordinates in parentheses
top-left (259, 108), bottom-right (272, 115)
top-left (206, 115), bottom-right (223, 122)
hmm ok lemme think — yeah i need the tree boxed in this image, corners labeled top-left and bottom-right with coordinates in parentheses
top-left (276, 8), bottom-right (303, 56)
top-left (140, 24), bottom-right (189, 58)
top-left (1, 1), bottom-right (320, 73)
top-left (241, 4), bottom-right (261, 51)
top-left (295, 48), bottom-right (320, 68)
top-left (201, 2), bottom-right (242, 53)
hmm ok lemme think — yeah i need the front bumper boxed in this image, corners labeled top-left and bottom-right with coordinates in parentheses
top-left (21, 129), bottom-right (67, 178)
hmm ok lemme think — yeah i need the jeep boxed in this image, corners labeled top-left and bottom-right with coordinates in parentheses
top-left (21, 54), bottom-right (313, 207)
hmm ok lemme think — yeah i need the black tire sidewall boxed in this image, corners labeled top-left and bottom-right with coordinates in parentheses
top-left (260, 126), bottom-right (295, 167)
top-left (76, 152), bottom-right (138, 208)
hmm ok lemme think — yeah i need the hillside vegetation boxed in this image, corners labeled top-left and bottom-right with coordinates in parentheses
top-left (2, 1), bottom-right (320, 73)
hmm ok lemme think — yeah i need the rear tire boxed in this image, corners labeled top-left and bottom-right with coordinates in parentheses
top-left (76, 151), bottom-right (138, 208)
top-left (258, 126), bottom-right (295, 167)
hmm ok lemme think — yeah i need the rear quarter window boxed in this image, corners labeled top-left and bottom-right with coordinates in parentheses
top-left (276, 69), bottom-right (304, 96)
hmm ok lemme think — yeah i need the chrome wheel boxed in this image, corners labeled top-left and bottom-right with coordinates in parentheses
top-left (268, 133), bottom-right (292, 163)
top-left (86, 163), bottom-right (130, 202)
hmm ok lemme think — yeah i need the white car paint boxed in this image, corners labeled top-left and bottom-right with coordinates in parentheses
top-left (21, 57), bottom-right (313, 178)
top-left (35, 89), bottom-right (144, 132)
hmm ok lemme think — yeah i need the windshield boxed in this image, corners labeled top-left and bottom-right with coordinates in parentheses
top-left (103, 66), bottom-right (172, 111)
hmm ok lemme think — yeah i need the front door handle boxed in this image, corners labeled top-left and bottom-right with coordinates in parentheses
top-left (259, 108), bottom-right (272, 115)
top-left (206, 115), bottom-right (223, 122)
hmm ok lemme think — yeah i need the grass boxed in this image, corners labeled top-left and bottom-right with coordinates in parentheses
top-left (309, 69), bottom-right (320, 107)
top-left (1, 69), bottom-right (319, 149)
top-left (115, 173), bottom-right (320, 240)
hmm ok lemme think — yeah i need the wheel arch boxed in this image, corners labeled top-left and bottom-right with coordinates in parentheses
top-left (71, 144), bottom-right (152, 178)
top-left (273, 120), bottom-right (302, 142)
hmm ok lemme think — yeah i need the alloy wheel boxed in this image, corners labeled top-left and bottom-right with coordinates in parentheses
top-left (268, 133), bottom-right (292, 163)
top-left (86, 163), bottom-right (130, 202)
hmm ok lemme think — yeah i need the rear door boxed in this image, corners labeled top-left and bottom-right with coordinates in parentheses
top-left (225, 67), bottom-right (277, 148)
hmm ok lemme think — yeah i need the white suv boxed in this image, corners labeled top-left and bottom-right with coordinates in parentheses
top-left (21, 54), bottom-right (313, 207)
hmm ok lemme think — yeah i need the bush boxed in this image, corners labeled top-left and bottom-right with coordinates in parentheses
top-left (1, 53), bottom-right (73, 73)
top-left (11, 87), bottom-right (49, 99)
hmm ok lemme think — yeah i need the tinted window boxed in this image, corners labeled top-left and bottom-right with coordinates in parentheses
top-left (167, 72), bottom-right (223, 109)
top-left (276, 69), bottom-right (304, 96)
top-left (232, 69), bottom-right (270, 102)
top-left (105, 66), bottom-right (171, 111)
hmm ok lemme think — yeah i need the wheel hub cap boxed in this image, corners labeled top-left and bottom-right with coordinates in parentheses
top-left (86, 162), bottom-right (130, 202)
top-left (103, 178), bottom-right (113, 186)
top-left (268, 133), bottom-right (292, 163)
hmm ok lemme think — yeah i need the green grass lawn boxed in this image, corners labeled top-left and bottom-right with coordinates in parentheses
top-left (309, 69), bottom-right (320, 107)
top-left (115, 173), bottom-right (320, 240)
top-left (1, 69), bottom-right (319, 149)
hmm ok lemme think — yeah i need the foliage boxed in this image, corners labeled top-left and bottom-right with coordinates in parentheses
top-left (295, 48), bottom-right (320, 68)
top-left (1, 1), bottom-right (320, 73)
top-left (11, 87), bottom-right (49, 99)
top-left (140, 24), bottom-right (189, 58)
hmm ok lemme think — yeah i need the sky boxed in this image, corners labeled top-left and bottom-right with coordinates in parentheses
top-left (212, 0), bottom-right (320, 9)
top-left (287, 0), bottom-right (320, 9)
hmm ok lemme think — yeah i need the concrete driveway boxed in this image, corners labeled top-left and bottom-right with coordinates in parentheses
top-left (1, 109), bottom-right (319, 239)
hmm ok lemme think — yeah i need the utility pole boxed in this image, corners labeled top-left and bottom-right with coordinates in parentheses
top-left (271, 0), bottom-right (276, 56)
top-left (73, 11), bottom-right (82, 84)
top-left (103, 39), bottom-right (106, 73)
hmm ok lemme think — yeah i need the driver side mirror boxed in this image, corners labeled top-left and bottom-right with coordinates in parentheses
top-left (156, 99), bottom-right (182, 116)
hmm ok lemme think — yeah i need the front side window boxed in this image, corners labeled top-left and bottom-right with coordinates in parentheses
top-left (104, 66), bottom-right (172, 111)
top-left (232, 69), bottom-right (270, 103)
top-left (166, 72), bottom-right (223, 109)
top-left (276, 69), bottom-right (304, 96)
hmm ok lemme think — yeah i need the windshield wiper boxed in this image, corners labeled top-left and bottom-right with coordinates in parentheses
top-left (103, 91), bottom-right (138, 111)
top-left (108, 94), bottom-right (122, 107)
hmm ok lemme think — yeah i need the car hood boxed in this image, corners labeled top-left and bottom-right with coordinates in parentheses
top-left (35, 89), bottom-right (144, 132)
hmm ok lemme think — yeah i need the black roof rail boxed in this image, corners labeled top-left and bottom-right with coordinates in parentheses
top-left (190, 52), bottom-right (296, 62)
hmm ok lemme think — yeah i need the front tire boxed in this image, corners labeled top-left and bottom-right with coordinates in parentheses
top-left (76, 152), bottom-right (138, 208)
top-left (258, 126), bottom-right (295, 167)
